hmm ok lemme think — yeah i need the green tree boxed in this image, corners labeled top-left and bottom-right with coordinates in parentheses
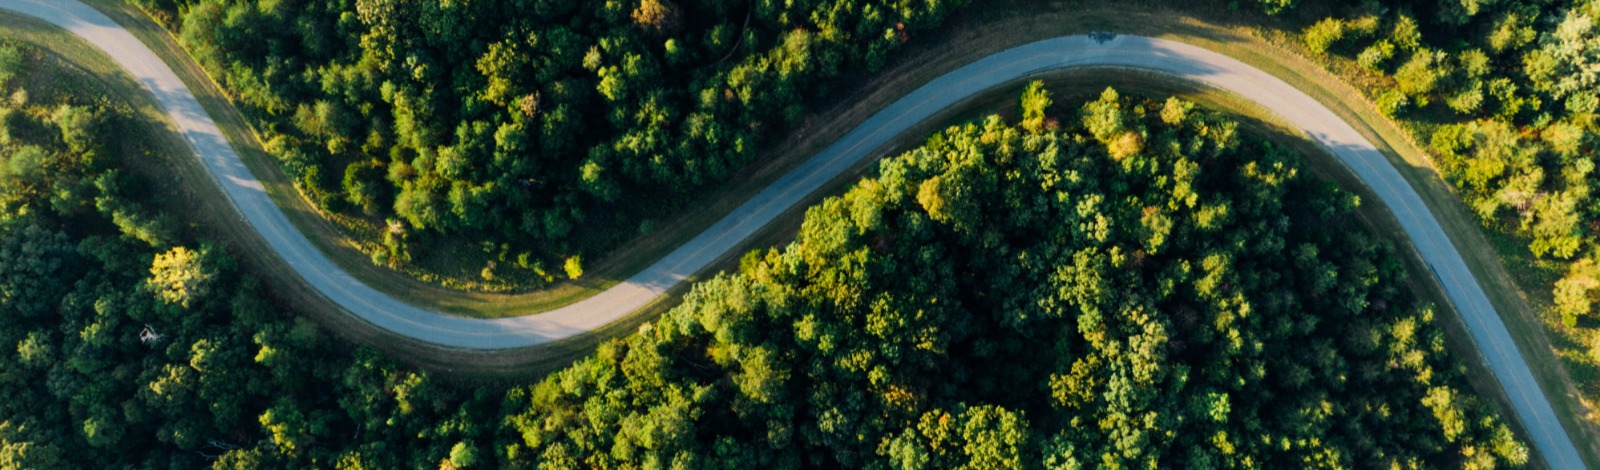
top-left (259, 399), bottom-right (310, 457)
top-left (1358, 40), bottom-right (1397, 71)
top-left (1303, 18), bottom-right (1348, 54)
top-left (0, 45), bottom-right (23, 88)
top-left (1555, 257), bottom-right (1600, 326)
top-left (4, 145), bottom-right (51, 185)
top-left (884, 405), bottom-right (1031, 469)
top-left (1395, 50), bottom-right (1447, 105)
top-left (0, 422), bottom-right (63, 468)
top-left (0, 221), bottom-right (73, 319)
top-left (1020, 81), bottom-right (1052, 133)
top-left (342, 160), bottom-right (386, 215)
top-left (1526, 189), bottom-right (1586, 258)
top-left (51, 105), bottom-right (101, 154)
top-left (1525, 11), bottom-right (1600, 100)
top-left (147, 245), bottom-right (216, 309)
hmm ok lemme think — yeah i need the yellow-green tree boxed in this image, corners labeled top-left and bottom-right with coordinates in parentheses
top-left (1556, 257), bottom-right (1600, 326)
top-left (147, 245), bottom-right (215, 309)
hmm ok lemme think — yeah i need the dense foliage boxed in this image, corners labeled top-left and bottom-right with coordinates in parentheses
top-left (128, 0), bottom-right (969, 287)
top-left (126, 0), bottom-right (1302, 289)
top-left (494, 88), bottom-right (1527, 468)
top-left (0, 40), bottom-right (499, 469)
top-left (1293, 0), bottom-right (1600, 401)
top-left (0, 43), bottom-right (1527, 466)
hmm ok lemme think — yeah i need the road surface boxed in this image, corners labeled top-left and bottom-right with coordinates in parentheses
top-left (0, 0), bottom-right (1583, 466)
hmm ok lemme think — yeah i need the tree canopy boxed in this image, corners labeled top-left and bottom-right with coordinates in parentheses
top-left (0, 50), bottom-right (1527, 466)
top-left (132, 0), bottom-right (971, 289)
top-left (128, 0), bottom-right (1309, 291)
top-left (1298, 0), bottom-right (1600, 410)
top-left (0, 39), bottom-right (500, 469)
top-left (496, 87), bottom-right (1527, 468)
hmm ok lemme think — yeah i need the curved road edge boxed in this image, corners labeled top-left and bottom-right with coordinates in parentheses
top-left (0, 1), bottom-right (1582, 466)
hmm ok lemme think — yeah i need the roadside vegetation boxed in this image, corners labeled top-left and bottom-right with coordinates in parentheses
top-left (1277, 0), bottom-right (1600, 436)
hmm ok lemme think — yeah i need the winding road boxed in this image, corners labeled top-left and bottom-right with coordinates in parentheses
top-left (1, 0), bottom-right (1584, 466)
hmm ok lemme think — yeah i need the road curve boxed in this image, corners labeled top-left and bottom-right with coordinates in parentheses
top-left (2, 0), bottom-right (1583, 466)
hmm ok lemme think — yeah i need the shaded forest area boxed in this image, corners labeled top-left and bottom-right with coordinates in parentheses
top-left (0, 43), bottom-right (1528, 466)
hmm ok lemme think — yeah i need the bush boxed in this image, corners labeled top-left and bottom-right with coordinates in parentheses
top-left (1303, 18), bottom-right (1347, 54)
top-left (1357, 40), bottom-right (1395, 71)
top-left (563, 255), bottom-right (583, 279)
top-left (1394, 50), bottom-right (1446, 104)
top-left (0, 44), bottom-right (23, 87)
top-left (1376, 89), bottom-right (1410, 117)
top-left (1446, 82), bottom-right (1486, 115)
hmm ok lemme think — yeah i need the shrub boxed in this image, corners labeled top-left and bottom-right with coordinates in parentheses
top-left (1303, 18), bottom-right (1347, 54)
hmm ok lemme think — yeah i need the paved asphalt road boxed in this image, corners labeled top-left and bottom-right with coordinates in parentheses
top-left (3, 0), bottom-right (1583, 466)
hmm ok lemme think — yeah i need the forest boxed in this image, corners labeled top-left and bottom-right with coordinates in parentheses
top-left (115, 0), bottom-right (1600, 384)
top-left (0, 35), bottom-right (1528, 465)
top-left (0, 39), bottom-right (495, 467)
top-left (117, 0), bottom-right (1600, 396)
top-left (491, 87), bottom-right (1529, 468)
